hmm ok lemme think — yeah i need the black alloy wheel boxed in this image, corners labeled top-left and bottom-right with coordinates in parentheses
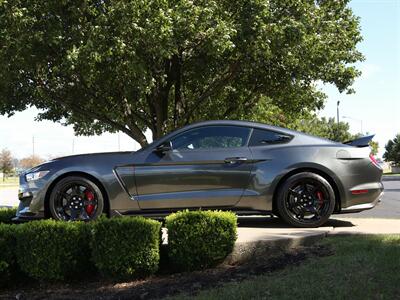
top-left (49, 176), bottom-right (104, 221)
top-left (276, 172), bottom-right (335, 227)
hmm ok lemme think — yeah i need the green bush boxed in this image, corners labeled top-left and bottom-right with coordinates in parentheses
top-left (0, 224), bottom-right (17, 286)
top-left (91, 217), bottom-right (161, 279)
top-left (165, 210), bottom-right (237, 271)
top-left (15, 220), bottom-right (92, 281)
top-left (0, 207), bottom-right (17, 224)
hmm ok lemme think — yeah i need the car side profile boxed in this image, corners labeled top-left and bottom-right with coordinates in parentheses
top-left (14, 120), bottom-right (384, 227)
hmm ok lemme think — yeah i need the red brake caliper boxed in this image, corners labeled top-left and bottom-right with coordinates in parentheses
top-left (85, 190), bottom-right (95, 215)
top-left (316, 191), bottom-right (324, 207)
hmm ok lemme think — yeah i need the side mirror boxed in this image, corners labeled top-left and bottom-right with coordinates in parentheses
top-left (154, 141), bottom-right (172, 154)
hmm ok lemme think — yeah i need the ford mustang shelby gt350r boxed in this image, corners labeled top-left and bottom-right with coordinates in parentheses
top-left (14, 120), bottom-right (384, 227)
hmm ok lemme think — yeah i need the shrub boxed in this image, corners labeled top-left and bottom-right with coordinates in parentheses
top-left (0, 207), bottom-right (17, 224)
top-left (165, 210), bottom-right (237, 271)
top-left (15, 220), bottom-right (92, 281)
top-left (0, 224), bottom-right (17, 286)
top-left (90, 217), bottom-right (161, 279)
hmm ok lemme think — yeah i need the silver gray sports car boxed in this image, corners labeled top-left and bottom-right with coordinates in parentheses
top-left (14, 120), bottom-right (384, 227)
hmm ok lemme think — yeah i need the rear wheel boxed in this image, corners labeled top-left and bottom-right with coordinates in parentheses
top-left (276, 172), bottom-right (335, 228)
top-left (49, 176), bottom-right (104, 221)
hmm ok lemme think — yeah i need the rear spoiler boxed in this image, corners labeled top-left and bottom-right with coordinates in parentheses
top-left (343, 134), bottom-right (374, 147)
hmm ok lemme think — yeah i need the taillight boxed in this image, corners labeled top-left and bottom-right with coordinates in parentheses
top-left (369, 154), bottom-right (381, 169)
top-left (351, 189), bottom-right (369, 195)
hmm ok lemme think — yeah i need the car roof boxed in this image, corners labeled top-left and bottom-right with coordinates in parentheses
top-left (185, 120), bottom-right (297, 134)
top-left (156, 120), bottom-right (337, 146)
top-left (184, 120), bottom-right (334, 139)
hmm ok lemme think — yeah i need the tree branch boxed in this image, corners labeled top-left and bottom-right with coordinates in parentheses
top-left (48, 92), bottom-right (149, 147)
top-left (184, 61), bottom-right (240, 122)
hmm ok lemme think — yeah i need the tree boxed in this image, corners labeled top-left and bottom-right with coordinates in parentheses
top-left (0, 149), bottom-right (13, 181)
top-left (0, 0), bottom-right (363, 147)
top-left (383, 134), bottom-right (400, 166)
top-left (19, 155), bottom-right (45, 170)
top-left (369, 140), bottom-right (379, 156)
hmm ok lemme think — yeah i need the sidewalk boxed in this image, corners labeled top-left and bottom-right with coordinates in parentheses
top-left (227, 217), bottom-right (400, 264)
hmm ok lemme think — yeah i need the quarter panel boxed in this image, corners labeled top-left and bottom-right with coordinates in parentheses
top-left (238, 145), bottom-right (346, 211)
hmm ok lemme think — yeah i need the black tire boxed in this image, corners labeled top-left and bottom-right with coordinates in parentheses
top-left (49, 176), bottom-right (104, 221)
top-left (276, 172), bottom-right (335, 228)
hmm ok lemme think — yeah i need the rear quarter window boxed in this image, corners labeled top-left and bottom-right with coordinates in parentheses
top-left (249, 128), bottom-right (292, 146)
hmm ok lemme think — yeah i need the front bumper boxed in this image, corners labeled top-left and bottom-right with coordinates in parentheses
top-left (13, 175), bottom-right (47, 222)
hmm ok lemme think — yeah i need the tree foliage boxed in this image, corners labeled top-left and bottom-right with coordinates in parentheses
top-left (253, 105), bottom-right (379, 154)
top-left (19, 155), bottom-right (45, 170)
top-left (0, 149), bottom-right (13, 180)
top-left (0, 0), bottom-right (363, 146)
top-left (252, 103), bottom-right (354, 142)
top-left (294, 116), bottom-right (355, 142)
top-left (383, 134), bottom-right (400, 165)
top-left (369, 140), bottom-right (379, 156)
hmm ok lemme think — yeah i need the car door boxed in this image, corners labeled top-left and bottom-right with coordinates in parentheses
top-left (134, 125), bottom-right (253, 210)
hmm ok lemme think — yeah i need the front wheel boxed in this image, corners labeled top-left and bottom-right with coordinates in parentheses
top-left (49, 176), bottom-right (104, 221)
top-left (276, 172), bottom-right (335, 228)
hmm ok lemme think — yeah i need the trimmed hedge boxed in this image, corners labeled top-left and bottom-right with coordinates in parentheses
top-left (0, 210), bottom-right (237, 284)
top-left (0, 224), bottom-right (17, 286)
top-left (0, 207), bottom-right (17, 224)
top-left (91, 217), bottom-right (161, 279)
top-left (15, 220), bottom-right (92, 281)
top-left (166, 210), bottom-right (237, 271)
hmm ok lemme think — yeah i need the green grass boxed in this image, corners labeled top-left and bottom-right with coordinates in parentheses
top-left (171, 235), bottom-right (400, 300)
top-left (0, 177), bottom-right (18, 189)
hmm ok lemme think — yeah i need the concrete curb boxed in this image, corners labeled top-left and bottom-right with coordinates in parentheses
top-left (225, 230), bottom-right (328, 264)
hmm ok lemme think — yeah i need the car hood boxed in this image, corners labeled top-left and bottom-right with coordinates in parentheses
top-left (25, 151), bottom-right (135, 173)
top-left (53, 151), bottom-right (134, 161)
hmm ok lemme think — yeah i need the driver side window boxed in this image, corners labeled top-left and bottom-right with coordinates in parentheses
top-left (171, 126), bottom-right (250, 150)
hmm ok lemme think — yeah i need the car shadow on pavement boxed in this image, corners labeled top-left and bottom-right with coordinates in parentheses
top-left (237, 216), bottom-right (355, 228)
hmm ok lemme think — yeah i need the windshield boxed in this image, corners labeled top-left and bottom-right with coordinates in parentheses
top-left (134, 135), bottom-right (163, 153)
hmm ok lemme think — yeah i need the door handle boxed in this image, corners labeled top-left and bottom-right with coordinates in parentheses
top-left (224, 157), bottom-right (248, 164)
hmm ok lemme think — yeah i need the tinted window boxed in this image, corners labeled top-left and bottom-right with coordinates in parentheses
top-left (249, 129), bottom-right (292, 146)
top-left (171, 126), bottom-right (251, 150)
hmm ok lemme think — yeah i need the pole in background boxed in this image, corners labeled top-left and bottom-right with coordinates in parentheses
top-left (118, 133), bottom-right (121, 151)
top-left (337, 101), bottom-right (340, 125)
top-left (72, 138), bottom-right (75, 154)
top-left (32, 136), bottom-right (35, 157)
top-left (336, 101), bottom-right (340, 141)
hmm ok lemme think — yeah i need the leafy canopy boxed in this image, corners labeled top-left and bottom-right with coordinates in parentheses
top-left (0, 149), bottom-right (13, 179)
top-left (0, 0), bottom-right (363, 146)
top-left (383, 134), bottom-right (400, 165)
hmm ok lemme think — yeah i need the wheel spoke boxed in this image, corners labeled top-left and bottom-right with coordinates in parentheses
top-left (80, 208), bottom-right (90, 221)
top-left (72, 185), bottom-right (84, 197)
top-left (289, 188), bottom-right (302, 198)
top-left (62, 192), bottom-right (71, 201)
top-left (70, 207), bottom-right (79, 221)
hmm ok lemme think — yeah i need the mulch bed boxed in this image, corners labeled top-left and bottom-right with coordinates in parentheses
top-left (0, 244), bottom-right (333, 300)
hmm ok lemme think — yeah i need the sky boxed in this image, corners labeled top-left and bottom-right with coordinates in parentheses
top-left (0, 0), bottom-right (399, 159)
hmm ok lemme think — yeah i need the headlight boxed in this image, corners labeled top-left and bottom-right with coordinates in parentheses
top-left (25, 171), bottom-right (50, 182)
